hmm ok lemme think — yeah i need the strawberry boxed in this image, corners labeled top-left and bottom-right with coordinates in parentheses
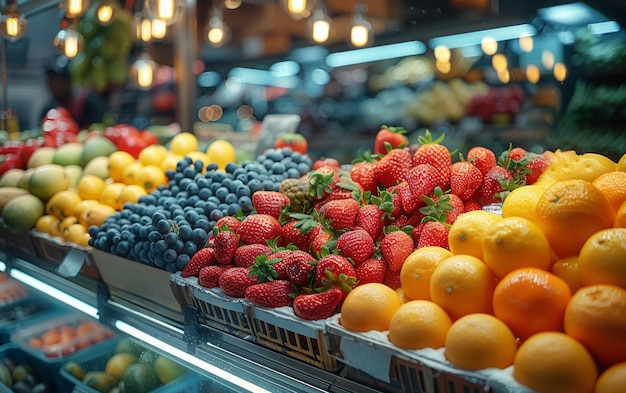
top-left (236, 214), bottom-right (282, 245)
top-left (356, 203), bottom-right (389, 241)
top-left (383, 268), bottom-right (402, 290)
top-left (312, 158), bottom-right (340, 170)
top-left (279, 219), bottom-right (313, 250)
top-left (182, 247), bottom-right (216, 278)
top-left (450, 161), bottom-right (483, 201)
top-left (475, 166), bottom-right (513, 206)
top-left (286, 258), bottom-right (316, 286)
top-left (463, 199), bottom-right (482, 212)
top-left (384, 186), bottom-right (405, 218)
top-left (310, 230), bottom-right (335, 257)
top-left (308, 168), bottom-right (339, 201)
top-left (508, 147), bottom-right (526, 161)
top-left (351, 161), bottom-right (379, 194)
top-left (373, 125), bottom-right (408, 156)
top-left (234, 244), bottom-right (271, 268)
top-left (315, 254), bottom-right (357, 297)
top-left (250, 254), bottom-right (283, 281)
top-left (252, 191), bottom-right (290, 219)
top-left (466, 146), bottom-right (497, 175)
top-left (292, 287), bottom-right (343, 321)
top-left (375, 148), bottom-right (412, 187)
top-left (396, 181), bottom-right (419, 215)
top-left (525, 152), bottom-right (550, 184)
top-left (354, 257), bottom-right (387, 285)
top-left (319, 198), bottom-right (360, 231)
top-left (379, 229), bottom-right (414, 271)
top-left (335, 228), bottom-right (375, 265)
top-left (411, 222), bottom-right (425, 244)
top-left (244, 280), bottom-right (293, 308)
top-left (445, 193), bottom-right (465, 224)
top-left (417, 221), bottom-right (450, 249)
top-left (412, 130), bottom-right (451, 188)
top-left (405, 163), bottom-right (439, 201)
top-left (214, 229), bottom-right (240, 265)
top-left (198, 265), bottom-right (232, 288)
top-left (219, 267), bottom-right (258, 298)
top-left (215, 216), bottom-right (241, 232)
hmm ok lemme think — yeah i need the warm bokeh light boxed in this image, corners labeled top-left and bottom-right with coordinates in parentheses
top-left (312, 18), bottom-right (330, 43)
top-left (97, 3), bottom-right (114, 25)
top-left (553, 62), bottom-right (567, 82)
top-left (222, 0), bottom-right (241, 10)
top-left (151, 18), bottom-right (166, 39)
top-left (542, 50), bottom-right (555, 69)
top-left (351, 24), bottom-right (369, 47)
top-left (434, 45), bottom-right (451, 62)
top-left (436, 60), bottom-right (451, 74)
top-left (158, 0), bottom-right (174, 19)
top-left (237, 105), bottom-right (254, 120)
top-left (492, 53), bottom-right (508, 72)
top-left (287, 0), bottom-right (306, 14)
top-left (526, 64), bottom-right (540, 84)
top-left (481, 36), bottom-right (498, 55)
top-left (519, 35), bottom-right (533, 52)
top-left (208, 26), bottom-right (224, 44)
top-left (497, 70), bottom-right (510, 84)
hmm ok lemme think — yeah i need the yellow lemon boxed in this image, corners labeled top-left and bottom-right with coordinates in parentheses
top-left (138, 165), bottom-right (166, 193)
top-left (448, 210), bottom-right (503, 260)
top-left (76, 175), bottom-right (107, 201)
top-left (400, 246), bottom-right (452, 301)
top-left (170, 132), bottom-right (199, 157)
top-left (138, 144), bottom-right (169, 167)
top-left (35, 215), bottom-right (60, 236)
top-left (572, 153), bottom-right (617, 183)
top-left (501, 184), bottom-right (547, 222)
top-left (122, 162), bottom-right (145, 186)
top-left (118, 184), bottom-right (147, 207)
top-left (100, 182), bottom-right (126, 210)
top-left (617, 153), bottom-right (626, 172)
top-left (206, 139), bottom-right (236, 170)
top-left (161, 154), bottom-right (184, 173)
top-left (108, 151), bottom-right (136, 182)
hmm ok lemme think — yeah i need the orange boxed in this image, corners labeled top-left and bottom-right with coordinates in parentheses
top-left (339, 283), bottom-right (402, 332)
top-left (41, 329), bottom-right (61, 346)
top-left (46, 190), bottom-right (82, 219)
top-left (444, 313), bottom-right (518, 370)
top-left (493, 268), bottom-right (572, 341)
top-left (429, 255), bottom-right (498, 320)
top-left (447, 210), bottom-right (502, 259)
top-left (106, 352), bottom-right (138, 380)
top-left (100, 182), bottom-right (126, 210)
top-left (481, 216), bottom-right (552, 279)
top-left (138, 165), bottom-right (167, 193)
top-left (76, 174), bottom-right (107, 201)
top-left (395, 287), bottom-right (411, 304)
top-left (564, 284), bottom-right (626, 367)
top-left (534, 179), bottom-right (614, 258)
top-left (615, 200), bottom-right (626, 228)
top-left (59, 216), bottom-right (79, 235)
top-left (138, 144), bottom-right (169, 167)
top-left (551, 256), bottom-right (581, 293)
top-left (170, 132), bottom-right (199, 157)
top-left (64, 224), bottom-right (89, 245)
top-left (388, 300), bottom-right (452, 350)
top-left (118, 184), bottom-right (147, 207)
top-left (501, 184), bottom-right (547, 222)
top-left (617, 153), bottom-right (626, 172)
top-left (513, 331), bottom-right (598, 393)
top-left (122, 162), bottom-right (145, 185)
top-left (594, 362), bottom-right (626, 393)
top-left (108, 151), bottom-right (136, 182)
top-left (593, 171), bottom-right (626, 214)
top-left (400, 246), bottom-right (452, 301)
top-left (578, 228), bottom-right (626, 289)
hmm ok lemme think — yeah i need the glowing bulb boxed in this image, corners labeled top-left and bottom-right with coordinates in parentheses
top-left (526, 64), bottom-right (540, 84)
top-left (64, 30), bottom-right (80, 58)
top-left (222, 0), bottom-right (241, 9)
top-left (140, 18), bottom-right (151, 41)
top-left (351, 24), bottom-right (369, 47)
top-left (151, 18), bottom-right (166, 39)
top-left (68, 0), bottom-right (84, 16)
top-left (497, 70), bottom-right (510, 84)
top-left (436, 60), bottom-right (451, 74)
top-left (97, 4), bottom-right (114, 24)
top-left (434, 45), bottom-right (451, 62)
top-left (492, 54), bottom-right (508, 72)
top-left (519, 35), bottom-right (533, 52)
top-left (554, 62), bottom-right (567, 82)
top-left (287, 0), bottom-right (306, 14)
top-left (312, 18), bottom-right (330, 43)
top-left (138, 66), bottom-right (153, 87)
top-left (131, 52), bottom-right (157, 89)
top-left (208, 26), bottom-right (224, 44)
top-left (5, 16), bottom-right (17, 37)
top-left (542, 50), bottom-right (554, 69)
top-left (158, 0), bottom-right (174, 19)
top-left (481, 36), bottom-right (497, 55)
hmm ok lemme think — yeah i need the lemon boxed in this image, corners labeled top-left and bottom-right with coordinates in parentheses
top-left (105, 352), bottom-right (138, 380)
top-left (206, 139), bottom-right (236, 170)
top-left (448, 210), bottom-right (503, 260)
top-left (138, 144), bottom-right (169, 167)
top-left (501, 184), bottom-right (547, 222)
top-left (170, 132), bottom-right (199, 157)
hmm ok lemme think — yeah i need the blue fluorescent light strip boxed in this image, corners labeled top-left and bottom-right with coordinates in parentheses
top-left (9, 269), bottom-right (99, 319)
top-left (326, 41), bottom-right (427, 68)
top-left (428, 24), bottom-right (537, 49)
top-left (588, 21), bottom-right (620, 35)
top-left (115, 320), bottom-right (272, 393)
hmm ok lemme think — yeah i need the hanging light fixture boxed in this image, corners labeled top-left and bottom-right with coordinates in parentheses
top-left (350, 2), bottom-right (371, 48)
top-left (130, 50), bottom-right (157, 89)
top-left (0, 0), bottom-right (27, 42)
top-left (60, 0), bottom-right (90, 18)
top-left (151, 17), bottom-right (166, 39)
top-left (144, 0), bottom-right (184, 26)
top-left (133, 11), bottom-right (151, 42)
top-left (309, 2), bottom-right (331, 43)
top-left (54, 19), bottom-right (84, 58)
top-left (222, 0), bottom-right (241, 10)
top-left (96, 0), bottom-right (117, 26)
top-left (280, 0), bottom-right (317, 20)
top-left (205, 3), bottom-right (230, 48)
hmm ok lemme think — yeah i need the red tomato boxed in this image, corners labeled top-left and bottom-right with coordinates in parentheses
top-left (274, 132), bottom-right (308, 154)
top-left (117, 134), bottom-right (149, 158)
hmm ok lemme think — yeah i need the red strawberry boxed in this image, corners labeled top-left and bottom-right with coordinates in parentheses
top-left (182, 247), bottom-right (216, 278)
top-left (373, 125), bottom-right (408, 156)
top-left (315, 254), bottom-right (357, 297)
top-left (319, 198), bottom-right (360, 231)
top-left (467, 146), bottom-right (497, 175)
top-left (379, 229), bottom-right (414, 271)
top-left (292, 287), bottom-right (343, 321)
top-left (508, 147), bottom-right (526, 161)
top-left (356, 203), bottom-right (387, 241)
top-left (214, 230), bottom-right (240, 265)
top-left (417, 221), bottom-right (450, 249)
top-left (219, 267), bottom-right (258, 298)
top-left (354, 258), bottom-right (387, 285)
top-left (525, 152), bottom-right (550, 184)
top-left (234, 244), bottom-right (271, 268)
top-left (450, 161), bottom-right (483, 201)
top-left (375, 148), bottom-right (412, 188)
top-left (335, 229), bottom-right (375, 265)
top-left (215, 216), bottom-right (241, 232)
top-left (396, 181), bottom-right (419, 215)
top-left (351, 161), bottom-right (379, 193)
top-left (236, 214), bottom-right (282, 245)
top-left (445, 193), bottom-right (465, 224)
top-left (412, 131), bottom-right (451, 188)
top-left (411, 222), bottom-right (425, 244)
top-left (252, 191), bottom-right (290, 219)
top-left (244, 280), bottom-right (293, 308)
top-left (383, 269), bottom-right (402, 290)
top-left (405, 163), bottom-right (439, 201)
top-left (312, 158), bottom-right (340, 170)
top-left (475, 166), bottom-right (513, 206)
top-left (251, 253), bottom-right (285, 281)
top-left (310, 230), bottom-right (334, 257)
top-left (384, 185), bottom-right (405, 218)
top-left (198, 265), bottom-right (232, 288)
top-left (464, 199), bottom-right (482, 212)
top-left (308, 168), bottom-right (339, 201)
top-left (286, 258), bottom-right (316, 286)
top-left (279, 220), bottom-right (313, 250)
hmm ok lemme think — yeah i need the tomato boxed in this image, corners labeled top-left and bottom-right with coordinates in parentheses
top-left (140, 130), bottom-right (159, 147)
top-left (274, 132), bottom-right (308, 154)
top-left (117, 134), bottom-right (149, 159)
top-left (103, 124), bottom-right (140, 145)
top-left (0, 153), bottom-right (22, 176)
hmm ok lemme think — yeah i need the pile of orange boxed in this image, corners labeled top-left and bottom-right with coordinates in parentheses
top-left (338, 151), bottom-right (626, 393)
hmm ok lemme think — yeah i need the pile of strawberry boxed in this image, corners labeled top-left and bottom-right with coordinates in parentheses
top-left (181, 126), bottom-right (550, 321)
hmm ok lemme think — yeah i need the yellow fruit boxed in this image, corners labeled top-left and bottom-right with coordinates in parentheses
top-left (448, 210), bottom-right (503, 260)
top-left (76, 175), bottom-right (107, 201)
top-left (615, 200), bottom-right (626, 228)
top-left (105, 352), bottom-right (138, 380)
top-left (108, 151), bottom-right (136, 182)
top-left (501, 184), bottom-right (547, 222)
top-left (513, 332), bottom-right (598, 393)
top-left (73, 200), bottom-right (101, 220)
top-left (138, 144), bottom-right (169, 167)
top-left (160, 154), bottom-right (183, 173)
top-left (118, 185), bottom-right (147, 207)
top-left (64, 223), bottom-right (88, 245)
top-left (578, 228), bottom-right (626, 289)
top-left (152, 355), bottom-right (186, 384)
top-left (444, 313), bottom-right (518, 370)
top-left (28, 164), bottom-right (70, 201)
top-left (617, 153), bottom-right (626, 172)
top-left (59, 216), bottom-right (79, 235)
top-left (534, 179), bottom-right (614, 258)
top-left (535, 149), bottom-right (580, 184)
top-left (138, 165), bottom-right (166, 193)
top-left (400, 246), bottom-right (452, 301)
top-left (388, 300), bottom-right (452, 350)
top-left (594, 362), bottom-right (626, 393)
top-left (122, 162), bottom-right (144, 185)
top-left (339, 283), bottom-right (402, 332)
top-left (80, 204), bottom-right (115, 227)
top-left (170, 132), bottom-right (199, 157)
top-left (46, 190), bottom-right (82, 220)
top-left (186, 151), bottom-right (209, 172)
top-left (100, 182), bottom-right (126, 210)
top-left (481, 216), bottom-right (552, 279)
top-left (573, 153), bottom-right (617, 183)
top-left (592, 171), bottom-right (626, 214)
top-left (1, 194), bottom-right (45, 233)
top-left (35, 215), bottom-right (61, 236)
top-left (206, 139), bottom-right (236, 170)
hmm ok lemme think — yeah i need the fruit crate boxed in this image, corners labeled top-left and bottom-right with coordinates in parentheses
top-left (30, 231), bottom-right (100, 281)
top-left (59, 339), bottom-right (207, 393)
top-left (0, 290), bottom-right (63, 345)
top-left (0, 343), bottom-right (59, 393)
top-left (248, 304), bottom-right (340, 372)
top-left (325, 315), bottom-right (533, 393)
top-left (92, 249), bottom-right (184, 323)
top-left (0, 226), bottom-right (37, 257)
top-left (175, 275), bottom-right (255, 339)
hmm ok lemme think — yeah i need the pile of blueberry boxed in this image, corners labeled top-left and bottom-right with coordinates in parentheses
top-left (88, 147), bottom-right (312, 272)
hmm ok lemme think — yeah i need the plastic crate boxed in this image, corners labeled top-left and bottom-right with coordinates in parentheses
top-left (0, 295), bottom-right (65, 345)
top-left (0, 227), bottom-right (37, 257)
top-left (60, 339), bottom-right (205, 393)
top-left (30, 231), bottom-right (100, 280)
top-left (249, 305), bottom-right (340, 372)
top-left (0, 343), bottom-right (62, 393)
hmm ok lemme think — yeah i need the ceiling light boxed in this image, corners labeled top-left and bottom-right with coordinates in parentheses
top-left (61, 0), bottom-right (90, 18)
top-left (0, 0), bottom-right (27, 42)
top-left (480, 36), bottom-right (498, 55)
top-left (130, 50), bottom-right (158, 89)
top-left (205, 4), bottom-right (230, 48)
top-left (281, 0), bottom-right (316, 20)
top-left (542, 49), bottom-right (554, 69)
top-left (96, 0), bottom-right (116, 26)
top-left (145, 0), bottom-right (184, 26)
top-left (326, 41), bottom-right (426, 68)
top-left (54, 20), bottom-right (84, 58)
top-left (519, 35), bottom-right (533, 52)
top-left (222, 0), bottom-right (241, 10)
top-left (350, 2), bottom-right (371, 48)
top-left (151, 17), bottom-right (166, 39)
top-left (588, 21), bottom-right (620, 35)
top-left (492, 53), bottom-right (508, 72)
top-left (309, 4), bottom-right (331, 43)
top-left (430, 24), bottom-right (536, 49)
top-left (433, 45), bottom-right (451, 62)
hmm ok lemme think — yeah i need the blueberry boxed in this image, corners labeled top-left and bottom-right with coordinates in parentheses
top-left (148, 230), bottom-right (163, 242)
top-left (225, 162), bottom-right (239, 173)
top-left (192, 227), bottom-right (209, 244)
top-left (235, 185), bottom-right (250, 198)
top-left (247, 178), bottom-right (263, 193)
top-left (155, 239), bottom-right (168, 252)
top-left (187, 195), bottom-right (200, 206)
top-left (225, 193), bottom-right (238, 205)
top-left (179, 225), bottom-right (193, 241)
top-left (185, 210), bottom-right (200, 224)
top-left (297, 162), bottom-right (310, 175)
top-left (198, 188), bottom-right (212, 200)
top-left (165, 232), bottom-right (178, 246)
top-left (262, 179), bottom-right (275, 190)
top-left (176, 253), bottom-right (191, 269)
top-left (211, 171), bottom-right (225, 182)
top-left (173, 239), bottom-right (184, 253)
top-left (154, 255), bottom-right (166, 268)
top-left (291, 152), bottom-right (303, 163)
top-left (271, 162), bottom-right (286, 174)
top-left (152, 211), bottom-right (167, 226)
top-left (263, 159), bottom-right (274, 169)
top-left (227, 204), bottom-right (241, 216)
top-left (209, 209), bottom-right (224, 221)
top-left (266, 149), bottom-right (284, 161)
top-left (215, 187), bottom-right (229, 201)
top-left (156, 219), bottom-right (172, 234)
top-left (194, 160), bottom-right (204, 172)
top-left (280, 147), bottom-right (293, 156)
top-left (169, 185), bottom-right (180, 195)
top-left (287, 167), bottom-right (301, 178)
top-left (206, 162), bottom-right (219, 172)
top-left (182, 241), bottom-right (197, 256)
top-left (163, 249), bottom-right (178, 263)
top-left (184, 167), bottom-right (197, 180)
top-left (238, 195), bottom-right (253, 211)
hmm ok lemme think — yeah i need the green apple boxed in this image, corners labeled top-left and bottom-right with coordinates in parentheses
top-left (81, 136), bottom-right (117, 167)
top-left (27, 147), bottom-right (56, 168)
top-left (53, 143), bottom-right (84, 167)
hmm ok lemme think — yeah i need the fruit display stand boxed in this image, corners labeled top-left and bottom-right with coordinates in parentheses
top-left (0, 227), bottom-right (37, 259)
top-left (0, 343), bottom-right (59, 392)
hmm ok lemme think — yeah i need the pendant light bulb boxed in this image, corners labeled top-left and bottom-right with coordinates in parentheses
top-left (309, 6), bottom-right (331, 43)
top-left (205, 5), bottom-right (230, 47)
top-left (0, 1), bottom-right (27, 42)
top-left (96, 0), bottom-right (116, 26)
top-left (145, 0), bottom-right (184, 26)
top-left (280, 0), bottom-right (317, 20)
top-left (151, 18), bottom-right (166, 39)
top-left (130, 51), bottom-right (157, 89)
top-left (54, 22), bottom-right (84, 59)
top-left (222, 0), bottom-right (241, 10)
top-left (350, 3), bottom-right (371, 48)
top-left (61, 0), bottom-right (90, 18)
